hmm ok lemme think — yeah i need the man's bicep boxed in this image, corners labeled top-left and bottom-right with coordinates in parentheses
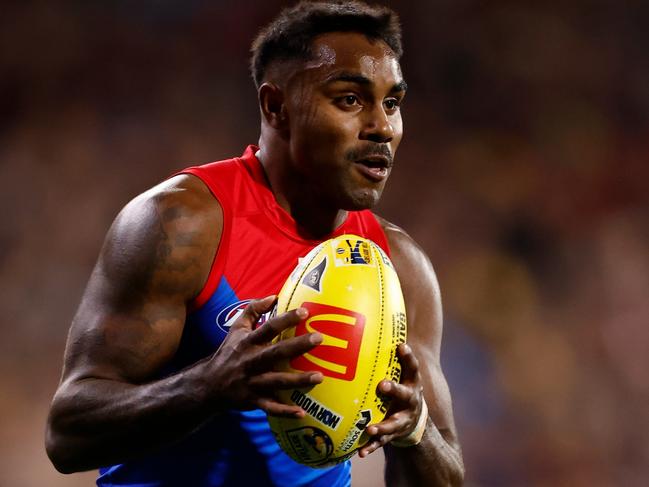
top-left (63, 276), bottom-right (187, 385)
top-left (61, 179), bottom-right (219, 385)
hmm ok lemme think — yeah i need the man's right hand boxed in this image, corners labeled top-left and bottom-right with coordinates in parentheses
top-left (207, 295), bottom-right (323, 417)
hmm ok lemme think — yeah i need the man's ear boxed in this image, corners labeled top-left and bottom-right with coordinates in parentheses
top-left (259, 82), bottom-right (288, 129)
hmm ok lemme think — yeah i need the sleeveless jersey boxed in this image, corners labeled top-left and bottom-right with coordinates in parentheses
top-left (97, 145), bottom-right (390, 487)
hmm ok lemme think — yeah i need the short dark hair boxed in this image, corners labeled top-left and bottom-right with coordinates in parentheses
top-left (250, 0), bottom-right (402, 89)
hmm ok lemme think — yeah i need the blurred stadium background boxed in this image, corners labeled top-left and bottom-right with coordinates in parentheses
top-left (1, 1), bottom-right (648, 485)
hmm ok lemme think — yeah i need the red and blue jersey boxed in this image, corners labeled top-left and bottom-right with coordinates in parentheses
top-left (97, 146), bottom-right (390, 486)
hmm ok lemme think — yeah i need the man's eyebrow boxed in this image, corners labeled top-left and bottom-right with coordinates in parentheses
top-left (392, 80), bottom-right (408, 93)
top-left (324, 72), bottom-right (372, 86)
top-left (324, 72), bottom-right (408, 93)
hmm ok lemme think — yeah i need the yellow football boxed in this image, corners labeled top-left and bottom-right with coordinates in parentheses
top-left (268, 234), bottom-right (407, 467)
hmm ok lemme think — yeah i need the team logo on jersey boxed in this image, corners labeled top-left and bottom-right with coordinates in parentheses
top-left (301, 257), bottom-right (327, 292)
top-left (215, 299), bottom-right (271, 333)
top-left (290, 302), bottom-right (365, 381)
top-left (333, 238), bottom-right (373, 266)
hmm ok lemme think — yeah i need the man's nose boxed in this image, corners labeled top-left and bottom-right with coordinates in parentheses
top-left (359, 104), bottom-right (394, 143)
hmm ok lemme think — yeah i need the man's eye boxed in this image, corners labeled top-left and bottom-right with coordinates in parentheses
top-left (340, 95), bottom-right (359, 106)
top-left (384, 98), bottom-right (400, 110)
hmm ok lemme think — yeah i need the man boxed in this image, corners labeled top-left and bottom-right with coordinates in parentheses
top-left (46, 1), bottom-right (464, 485)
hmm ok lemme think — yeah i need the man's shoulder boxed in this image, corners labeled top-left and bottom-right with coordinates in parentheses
top-left (102, 174), bottom-right (222, 300)
top-left (373, 216), bottom-right (442, 342)
top-left (373, 214), bottom-right (435, 280)
top-left (373, 214), bottom-right (416, 254)
top-left (125, 173), bottom-right (221, 227)
top-left (179, 146), bottom-right (255, 181)
top-left (112, 174), bottom-right (222, 263)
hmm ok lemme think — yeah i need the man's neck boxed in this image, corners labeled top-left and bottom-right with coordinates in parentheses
top-left (256, 146), bottom-right (348, 239)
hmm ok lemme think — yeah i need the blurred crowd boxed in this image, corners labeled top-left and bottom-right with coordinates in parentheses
top-left (1, 1), bottom-right (647, 486)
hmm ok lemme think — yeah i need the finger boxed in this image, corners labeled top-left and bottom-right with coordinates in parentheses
top-left (248, 307), bottom-right (308, 344)
top-left (378, 380), bottom-right (419, 406)
top-left (233, 296), bottom-right (277, 332)
top-left (358, 438), bottom-right (387, 458)
top-left (258, 398), bottom-right (305, 418)
top-left (397, 343), bottom-right (420, 383)
top-left (248, 332), bottom-right (323, 373)
top-left (249, 371), bottom-right (323, 390)
top-left (365, 412), bottom-right (410, 438)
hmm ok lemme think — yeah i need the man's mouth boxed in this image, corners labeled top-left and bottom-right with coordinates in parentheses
top-left (354, 156), bottom-right (391, 182)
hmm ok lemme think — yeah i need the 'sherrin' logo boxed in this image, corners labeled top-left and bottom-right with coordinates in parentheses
top-left (290, 302), bottom-right (365, 381)
top-left (302, 257), bottom-right (327, 292)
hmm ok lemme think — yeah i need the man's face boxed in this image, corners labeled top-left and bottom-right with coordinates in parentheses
top-left (283, 32), bottom-right (406, 210)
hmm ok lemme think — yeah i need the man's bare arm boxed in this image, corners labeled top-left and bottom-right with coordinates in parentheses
top-left (45, 175), bottom-right (323, 473)
top-left (359, 220), bottom-right (464, 486)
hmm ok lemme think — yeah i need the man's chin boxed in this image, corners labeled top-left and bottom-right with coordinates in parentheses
top-left (343, 187), bottom-right (383, 211)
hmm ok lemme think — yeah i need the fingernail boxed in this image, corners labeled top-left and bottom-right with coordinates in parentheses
top-left (380, 381), bottom-right (391, 392)
top-left (310, 372), bottom-right (323, 383)
top-left (296, 307), bottom-right (308, 319)
top-left (310, 332), bottom-right (323, 345)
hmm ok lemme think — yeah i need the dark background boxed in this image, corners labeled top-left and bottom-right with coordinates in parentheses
top-left (1, 1), bottom-right (648, 485)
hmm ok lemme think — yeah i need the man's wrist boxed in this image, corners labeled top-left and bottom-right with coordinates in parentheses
top-left (391, 398), bottom-right (428, 447)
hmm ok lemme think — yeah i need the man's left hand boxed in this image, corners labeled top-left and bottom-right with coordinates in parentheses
top-left (358, 342), bottom-right (425, 457)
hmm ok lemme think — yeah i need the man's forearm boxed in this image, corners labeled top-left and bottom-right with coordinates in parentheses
top-left (384, 418), bottom-right (464, 487)
top-left (46, 358), bottom-right (217, 473)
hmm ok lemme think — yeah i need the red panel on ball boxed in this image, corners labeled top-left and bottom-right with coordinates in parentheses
top-left (290, 302), bottom-right (366, 381)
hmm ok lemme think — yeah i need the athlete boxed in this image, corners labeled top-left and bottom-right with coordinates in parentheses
top-left (46, 2), bottom-right (464, 485)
